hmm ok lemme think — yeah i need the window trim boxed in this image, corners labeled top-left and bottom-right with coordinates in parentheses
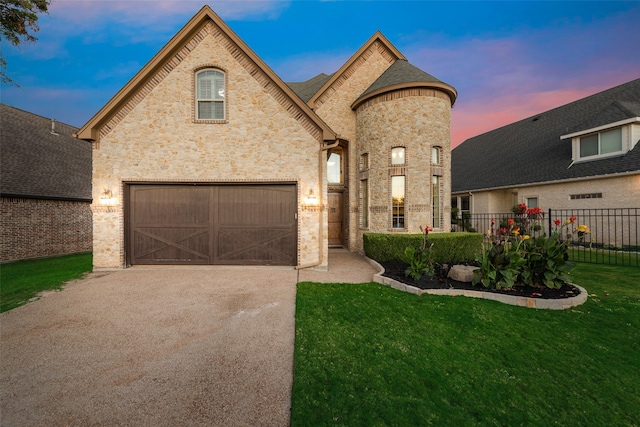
top-left (391, 175), bottom-right (405, 229)
top-left (194, 67), bottom-right (227, 123)
top-left (431, 146), bottom-right (442, 165)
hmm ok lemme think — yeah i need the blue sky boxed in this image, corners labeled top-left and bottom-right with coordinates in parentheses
top-left (2, 0), bottom-right (639, 147)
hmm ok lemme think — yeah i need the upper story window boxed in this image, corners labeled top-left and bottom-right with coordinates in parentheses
top-left (196, 69), bottom-right (225, 120)
top-left (391, 147), bottom-right (405, 165)
top-left (431, 146), bottom-right (441, 164)
top-left (328, 147), bottom-right (343, 184)
top-left (579, 128), bottom-right (622, 159)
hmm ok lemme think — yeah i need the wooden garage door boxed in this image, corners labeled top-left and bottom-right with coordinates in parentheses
top-left (128, 184), bottom-right (297, 266)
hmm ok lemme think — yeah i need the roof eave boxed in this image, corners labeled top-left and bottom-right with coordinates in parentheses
top-left (560, 117), bottom-right (640, 140)
top-left (351, 81), bottom-right (458, 110)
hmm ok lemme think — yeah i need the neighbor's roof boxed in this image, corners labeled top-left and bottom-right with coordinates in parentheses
top-left (0, 104), bottom-right (92, 201)
top-left (451, 78), bottom-right (640, 193)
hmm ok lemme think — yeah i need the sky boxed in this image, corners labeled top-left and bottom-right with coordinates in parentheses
top-left (2, 0), bottom-right (639, 148)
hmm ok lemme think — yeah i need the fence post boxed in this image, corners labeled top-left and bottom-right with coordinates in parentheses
top-left (548, 209), bottom-right (552, 236)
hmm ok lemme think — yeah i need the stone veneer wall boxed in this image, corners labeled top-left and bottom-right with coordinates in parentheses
top-left (355, 91), bottom-right (452, 251)
top-left (92, 22), bottom-right (324, 268)
top-left (313, 41), bottom-right (396, 251)
top-left (1, 197), bottom-right (92, 263)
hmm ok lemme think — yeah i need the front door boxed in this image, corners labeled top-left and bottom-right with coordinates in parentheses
top-left (328, 192), bottom-right (344, 247)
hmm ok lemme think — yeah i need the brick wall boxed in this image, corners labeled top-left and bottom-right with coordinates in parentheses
top-left (0, 197), bottom-right (92, 263)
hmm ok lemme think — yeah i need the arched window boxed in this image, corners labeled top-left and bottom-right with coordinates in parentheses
top-left (328, 147), bottom-right (343, 183)
top-left (196, 69), bottom-right (225, 120)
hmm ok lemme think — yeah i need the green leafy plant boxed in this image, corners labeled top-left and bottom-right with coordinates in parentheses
top-left (473, 213), bottom-right (591, 290)
top-left (400, 225), bottom-right (434, 280)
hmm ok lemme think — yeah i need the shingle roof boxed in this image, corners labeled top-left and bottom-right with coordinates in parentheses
top-left (287, 73), bottom-right (333, 103)
top-left (1, 104), bottom-right (92, 201)
top-left (360, 59), bottom-right (447, 97)
top-left (452, 78), bottom-right (640, 193)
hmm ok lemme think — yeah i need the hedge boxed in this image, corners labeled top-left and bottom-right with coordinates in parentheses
top-left (363, 232), bottom-right (483, 264)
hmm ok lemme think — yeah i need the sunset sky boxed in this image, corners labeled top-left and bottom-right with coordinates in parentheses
top-left (2, 0), bottom-right (639, 148)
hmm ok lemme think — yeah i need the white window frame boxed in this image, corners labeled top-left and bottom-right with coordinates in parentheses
top-left (578, 128), bottom-right (623, 160)
top-left (196, 69), bottom-right (226, 121)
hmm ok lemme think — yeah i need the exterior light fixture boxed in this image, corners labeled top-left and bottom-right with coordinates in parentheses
top-left (305, 188), bottom-right (318, 205)
top-left (100, 189), bottom-right (114, 205)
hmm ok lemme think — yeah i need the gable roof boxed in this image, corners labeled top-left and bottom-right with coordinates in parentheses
top-left (76, 5), bottom-right (337, 143)
top-left (306, 31), bottom-right (406, 110)
top-left (452, 78), bottom-right (640, 193)
top-left (1, 104), bottom-right (92, 201)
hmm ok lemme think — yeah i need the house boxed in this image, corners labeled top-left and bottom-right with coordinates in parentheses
top-left (77, 6), bottom-right (457, 269)
top-left (0, 104), bottom-right (92, 262)
top-left (451, 78), bottom-right (640, 244)
top-left (76, 6), bottom-right (457, 269)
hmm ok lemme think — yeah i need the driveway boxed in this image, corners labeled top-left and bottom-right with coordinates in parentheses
top-left (0, 249), bottom-right (378, 426)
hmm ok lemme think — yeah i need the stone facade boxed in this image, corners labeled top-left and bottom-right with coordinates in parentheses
top-left (354, 92), bottom-right (452, 250)
top-left (91, 20), bottom-right (325, 268)
top-left (1, 197), bottom-right (92, 262)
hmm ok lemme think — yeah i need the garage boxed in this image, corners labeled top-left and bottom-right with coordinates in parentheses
top-left (126, 184), bottom-right (297, 266)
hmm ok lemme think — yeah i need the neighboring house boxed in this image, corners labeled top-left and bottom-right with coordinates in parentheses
top-left (0, 104), bottom-right (92, 262)
top-left (451, 78), bottom-right (640, 244)
top-left (76, 6), bottom-right (457, 269)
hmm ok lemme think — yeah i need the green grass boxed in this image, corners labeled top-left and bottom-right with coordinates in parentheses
top-left (0, 253), bottom-right (93, 313)
top-left (292, 263), bottom-right (640, 426)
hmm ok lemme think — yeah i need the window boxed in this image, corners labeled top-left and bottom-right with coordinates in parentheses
top-left (196, 69), bottom-right (225, 120)
top-left (526, 197), bottom-right (538, 208)
top-left (391, 176), bottom-right (405, 228)
top-left (391, 147), bottom-right (405, 165)
top-left (328, 147), bottom-right (343, 183)
top-left (360, 153), bottom-right (369, 171)
top-left (579, 128), bottom-right (622, 159)
top-left (431, 146), bottom-right (441, 164)
top-left (360, 180), bottom-right (369, 228)
top-left (570, 193), bottom-right (602, 200)
top-left (432, 176), bottom-right (441, 228)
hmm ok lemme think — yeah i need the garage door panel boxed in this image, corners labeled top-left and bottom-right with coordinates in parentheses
top-left (128, 184), bottom-right (296, 266)
top-left (216, 226), bottom-right (295, 265)
top-left (133, 227), bottom-right (210, 264)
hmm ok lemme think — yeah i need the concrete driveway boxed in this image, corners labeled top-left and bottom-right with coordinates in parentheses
top-left (0, 249), bottom-right (378, 426)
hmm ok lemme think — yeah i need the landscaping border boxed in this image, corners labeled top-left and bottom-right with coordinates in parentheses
top-left (365, 257), bottom-right (588, 310)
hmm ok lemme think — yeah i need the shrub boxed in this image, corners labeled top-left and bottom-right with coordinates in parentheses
top-left (363, 232), bottom-right (483, 265)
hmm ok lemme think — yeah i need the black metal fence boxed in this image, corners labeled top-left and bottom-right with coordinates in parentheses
top-left (453, 208), bottom-right (639, 267)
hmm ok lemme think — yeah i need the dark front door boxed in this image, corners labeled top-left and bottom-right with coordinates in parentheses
top-left (328, 192), bottom-right (344, 247)
top-left (128, 184), bottom-right (297, 266)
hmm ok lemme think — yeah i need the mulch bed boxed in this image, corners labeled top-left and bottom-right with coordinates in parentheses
top-left (379, 261), bottom-right (581, 300)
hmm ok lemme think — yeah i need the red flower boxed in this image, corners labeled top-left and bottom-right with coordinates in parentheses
top-left (526, 207), bottom-right (542, 216)
top-left (553, 219), bottom-right (561, 227)
top-left (570, 216), bottom-right (577, 223)
top-left (491, 218), bottom-right (495, 226)
top-left (507, 219), bottom-right (514, 226)
top-left (499, 227), bottom-right (507, 234)
top-left (514, 225), bottom-right (520, 231)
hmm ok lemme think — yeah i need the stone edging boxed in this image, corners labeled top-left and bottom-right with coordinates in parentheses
top-left (365, 257), bottom-right (588, 310)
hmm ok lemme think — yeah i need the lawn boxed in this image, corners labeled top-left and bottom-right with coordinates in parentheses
top-left (292, 263), bottom-right (640, 426)
top-left (0, 253), bottom-right (93, 313)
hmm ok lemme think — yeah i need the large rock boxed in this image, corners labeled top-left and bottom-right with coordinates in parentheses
top-left (448, 265), bottom-right (479, 282)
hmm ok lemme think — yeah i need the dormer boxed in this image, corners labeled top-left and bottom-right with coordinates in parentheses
top-left (561, 100), bottom-right (640, 163)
